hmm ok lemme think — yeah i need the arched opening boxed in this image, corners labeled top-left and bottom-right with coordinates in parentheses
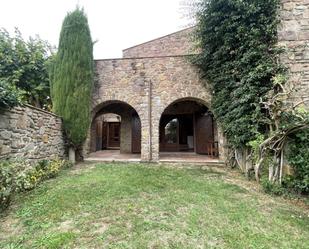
top-left (89, 101), bottom-right (141, 159)
top-left (159, 98), bottom-right (219, 159)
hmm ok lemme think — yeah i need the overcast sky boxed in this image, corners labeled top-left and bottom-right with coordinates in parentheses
top-left (0, 0), bottom-right (194, 59)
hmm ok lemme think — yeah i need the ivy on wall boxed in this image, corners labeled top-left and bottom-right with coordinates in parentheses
top-left (193, 0), bottom-right (309, 194)
top-left (193, 0), bottom-right (283, 148)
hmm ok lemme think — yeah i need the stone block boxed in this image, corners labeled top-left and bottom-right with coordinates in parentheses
top-left (42, 134), bottom-right (49, 143)
top-left (0, 130), bottom-right (11, 140)
top-left (0, 144), bottom-right (11, 155)
top-left (16, 115), bottom-right (27, 129)
top-left (0, 117), bottom-right (9, 129)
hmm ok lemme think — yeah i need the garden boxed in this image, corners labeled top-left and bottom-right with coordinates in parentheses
top-left (1, 162), bottom-right (308, 248)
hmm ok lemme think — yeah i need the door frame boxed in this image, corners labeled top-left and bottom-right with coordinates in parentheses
top-left (106, 122), bottom-right (121, 149)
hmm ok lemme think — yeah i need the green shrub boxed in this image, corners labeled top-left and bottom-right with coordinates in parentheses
top-left (0, 161), bottom-right (14, 209)
top-left (46, 159), bottom-right (62, 178)
top-left (0, 160), bottom-right (31, 209)
top-left (61, 160), bottom-right (73, 169)
top-left (0, 158), bottom-right (71, 210)
top-left (261, 178), bottom-right (286, 196)
top-left (287, 129), bottom-right (309, 194)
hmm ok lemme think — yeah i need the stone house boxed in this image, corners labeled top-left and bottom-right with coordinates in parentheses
top-left (86, 0), bottom-right (309, 163)
top-left (86, 27), bottom-right (226, 162)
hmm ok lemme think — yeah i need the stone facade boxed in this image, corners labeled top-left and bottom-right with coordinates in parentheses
top-left (122, 27), bottom-right (196, 58)
top-left (88, 54), bottom-right (225, 161)
top-left (0, 105), bottom-right (66, 162)
top-left (279, 0), bottom-right (309, 107)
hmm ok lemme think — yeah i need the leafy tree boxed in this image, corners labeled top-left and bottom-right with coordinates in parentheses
top-left (0, 79), bottom-right (21, 108)
top-left (50, 8), bottom-right (94, 161)
top-left (0, 28), bottom-right (52, 109)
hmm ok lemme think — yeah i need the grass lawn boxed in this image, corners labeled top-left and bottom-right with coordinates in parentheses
top-left (0, 163), bottom-right (308, 249)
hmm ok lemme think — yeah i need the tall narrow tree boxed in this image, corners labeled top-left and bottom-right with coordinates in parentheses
top-left (51, 8), bottom-right (94, 162)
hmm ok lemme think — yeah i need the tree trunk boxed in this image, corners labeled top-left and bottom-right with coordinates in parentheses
top-left (255, 157), bottom-right (264, 182)
top-left (244, 148), bottom-right (252, 179)
top-left (235, 149), bottom-right (245, 172)
top-left (279, 150), bottom-right (284, 184)
top-left (69, 147), bottom-right (76, 164)
top-left (269, 163), bottom-right (274, 182)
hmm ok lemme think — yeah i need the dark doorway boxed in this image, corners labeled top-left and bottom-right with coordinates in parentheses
top-left (91, 101), bottom-right (142, 157)
top-left (107, 122), bottom-right (120, 149)
top-left (160, 115), bottom-right (194, 152)
top-left (159, 100), bottom-right (218, 157)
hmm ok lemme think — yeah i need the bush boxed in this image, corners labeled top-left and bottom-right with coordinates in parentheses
top-left (287, 129), bottom-right (309, 194)
top-left (0, 160), bottom-right (31, 209)
top-left (0, 161), bottom-right (15, 209)
top-left (0, 158), bottom-right (72, 211)
top-left (261, 178), bottom-right (286, 196)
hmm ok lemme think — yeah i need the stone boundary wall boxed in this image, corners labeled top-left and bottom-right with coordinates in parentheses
top-left (0, 105), bottom-right (66, 162)
top-left (122, 27), bottom-right (196, 58)
top-left (279, 0), bottom-right (309, 108)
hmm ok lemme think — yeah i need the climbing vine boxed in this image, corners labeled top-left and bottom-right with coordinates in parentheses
top-left (193, 0), bottom-right (283, 148)
top-left (193, 0), bottom-right (309, 193)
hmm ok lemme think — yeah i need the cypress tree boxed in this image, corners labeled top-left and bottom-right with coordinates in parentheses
top-left (51, 8), bottom-right (93, 162)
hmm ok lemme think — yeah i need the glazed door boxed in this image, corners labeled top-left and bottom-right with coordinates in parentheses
top-left (195, 113), bottom-right (214, 154)
top-left (108, 123), bottom-right (120, 148)
top-left (131, 115), bottom-right (141, 153)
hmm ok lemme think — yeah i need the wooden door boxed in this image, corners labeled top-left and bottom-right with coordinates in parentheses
top-left (195, 113), bottom-right (214, 154)
top-left (108, 123), bottom-right (120, 148)
top-left (102, 122), bottom-right (108, 149)
top-left (131, 115), bottom-right (141, 153)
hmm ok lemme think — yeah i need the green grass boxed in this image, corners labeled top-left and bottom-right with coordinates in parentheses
top-left (0, 163), bottom-right (308, 249)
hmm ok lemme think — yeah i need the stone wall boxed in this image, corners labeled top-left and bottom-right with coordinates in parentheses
top-left (279, 0), bottom-right (309, 107)
top-left (0, 105), bottom-right (66, 162)
top-left (122, 27), bottom-right (196, 58)
top-left (120, 113), bottom-right (132, 153)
